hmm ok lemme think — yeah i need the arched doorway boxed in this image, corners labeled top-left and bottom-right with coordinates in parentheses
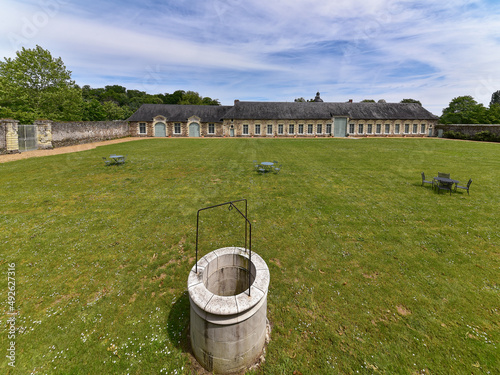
top-left (189, 122), bottom-right (200, 137)
top-left (154, 122), bottom-right (166, 137)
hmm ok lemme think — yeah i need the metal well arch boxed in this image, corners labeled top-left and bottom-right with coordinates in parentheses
top-left (195, 199), bottom-right (252, 296)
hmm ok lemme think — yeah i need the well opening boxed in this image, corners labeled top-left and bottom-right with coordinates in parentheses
top-left (203, 253), bottom-right (256, 296)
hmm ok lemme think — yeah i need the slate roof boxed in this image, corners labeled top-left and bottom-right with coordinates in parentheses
top-left (224, 101), bottom-right (438, 120)
top-left (127, 102), bottom-right (438, 122)
top-left (127, 104), bottom-right (232, 122)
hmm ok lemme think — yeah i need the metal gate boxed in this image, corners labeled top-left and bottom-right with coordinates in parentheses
top-left (18, 125), bottom-right (37, 152)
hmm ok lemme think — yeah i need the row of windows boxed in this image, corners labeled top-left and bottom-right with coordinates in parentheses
top-left (348, 123), bottom-right (427, 135)
top-left (141, 122), bottom-right (427, 136)
top-left (242, 124), bottom-right (332, 135)
top-left (141, 123), bottom-right (216, 134)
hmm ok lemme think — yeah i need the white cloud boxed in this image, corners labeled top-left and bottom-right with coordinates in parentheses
top-left (1, 0), bottom-right (500, 111)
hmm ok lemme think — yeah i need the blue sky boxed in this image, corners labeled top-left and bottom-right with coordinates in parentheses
top-left (1, 0), bottom-right (500, 114)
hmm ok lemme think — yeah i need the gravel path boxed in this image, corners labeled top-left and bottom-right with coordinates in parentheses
top-left (0, 137), bottom-right (147, 163)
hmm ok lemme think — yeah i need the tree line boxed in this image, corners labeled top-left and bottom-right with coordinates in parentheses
top-left (80, 86), bottom-right (220, 122)
top-left (0, 46), bottom-right (220, 123)
top-left (439, 94), bottom-right (500, 124)
top-left (1, 46), bottom-right (500, 125)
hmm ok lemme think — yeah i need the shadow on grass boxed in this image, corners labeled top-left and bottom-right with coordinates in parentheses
top-left (168, 291), bottom-right (214, 374)
top-left (167, 290), bottom-right (191, 354)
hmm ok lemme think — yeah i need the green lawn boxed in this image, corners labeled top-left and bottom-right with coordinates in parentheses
top-left (1, 138), bottom-right (498, 374)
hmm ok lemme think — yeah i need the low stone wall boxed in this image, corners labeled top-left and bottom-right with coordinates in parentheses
top-left (51, 121), bottom-right (130, 147)
top-left (0, 122), bottom-right (6, 154)
top-left (434, 124), bottom-right (500, 137)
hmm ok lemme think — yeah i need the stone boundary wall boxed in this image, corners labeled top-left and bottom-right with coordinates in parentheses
top-left (0, 122), bottom-right (6, 153)
top-left (434, 124), bottom-right (500, 137)
top-left (51, 120), bottom-right (130, 147)
top-left (0, 119), bottom-right (20, 154)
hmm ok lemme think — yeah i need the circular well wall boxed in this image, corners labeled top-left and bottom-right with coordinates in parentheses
top-left (187, 247), bottom-right (269, 374)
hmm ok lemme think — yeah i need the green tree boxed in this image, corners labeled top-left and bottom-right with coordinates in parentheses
top-left (179, 90), bottom-right (218, 105)
top-left (0, 45), bottom-right (82, 121)
top-left (101, 101), bottom-right (132, 120)
top-left (128, 94), bottom-right (162, 112)
top-left (490, 90), bottom-right (500, 106)
top-left (82, 99), bottom-right (106, 121)
top-left (0, 106), bottom-right (37, 123)
top-left (400, 98), bottom-right (422, 106)
top-left (486, 103), bottom-right (500, 124)
top-left (155, 90), bottom-right (219, 105)
top-left (440, 96), bottom-right (487, 124)
top-left (294, 97), bottom-right (316, 102)
top-left (179, 91), bottom-right (201, 105)
top-left (201, 96), bottom-right (221, 105)
top-left (361, 99), bottom-right (376, 103)
top-left (162, 90), bottom-right (185, 104)
top-left (102, 85), bottom-right (128, 106)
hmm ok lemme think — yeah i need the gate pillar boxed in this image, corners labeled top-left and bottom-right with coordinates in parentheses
top-left (34, 120), bottom-right (53, 149)
top-left (0, 119), bottom-right (20, 154)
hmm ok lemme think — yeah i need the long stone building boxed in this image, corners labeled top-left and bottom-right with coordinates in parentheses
top-left (1, 94), bottom-right (441, 154)
top-left (127, 94), bottom-right (439, 138)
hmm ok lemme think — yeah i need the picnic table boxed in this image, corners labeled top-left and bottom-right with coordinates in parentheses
top-left (260, 161), bottom-right (274, 172)
top-left (110, 154), bottom-right (125, 163)
top-left (104, 154), bottom-right (126, 165)
top-left (254, 161), bottom-right (282, 174)
top-left (434, 176), bottom-right (459, 195)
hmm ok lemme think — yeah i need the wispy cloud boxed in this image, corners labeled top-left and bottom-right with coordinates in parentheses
top-left (1, 0), bottom-right (500, 113)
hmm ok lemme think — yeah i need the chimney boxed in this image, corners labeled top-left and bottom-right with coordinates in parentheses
top-left (234, 99), bottom-right (240, 105)
top-left (348, 99), bottom-right (353, 103)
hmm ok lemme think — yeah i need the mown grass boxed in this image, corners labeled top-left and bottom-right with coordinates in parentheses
top-left (0, 138), bottom-right (498, 374)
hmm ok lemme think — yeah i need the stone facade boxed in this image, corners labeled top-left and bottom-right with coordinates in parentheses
top-left (226, 119), bottom-right (333, 137)
top-left (128, 99), bottom-right (439, 139)
top-left (130, 117), bottom-right (438, 139)
top-left (0, 119), bottom-right (20, 154)
top-left (0, 120), bottom-right (8, 154)
top-left (129, 118), bottom-right (224, 138)
top-left (346, 119), bottom-right (433, 137)
top-left (34, 120), bottom-right (53, 149)
top-left (223, 119), bottom-right (437, 138)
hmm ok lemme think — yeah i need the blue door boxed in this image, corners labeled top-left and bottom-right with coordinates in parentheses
top-left (189, 123), bottom-right (200, 137)
top-left (334, 118), bottom-right (347, 137)
top-left (154, 122), bottom-right (166, 137)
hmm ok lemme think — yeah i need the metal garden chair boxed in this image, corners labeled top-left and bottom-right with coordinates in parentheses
top-left (253, 161), bottom-right (265, 173)
top-left (421, 172), bottom-right (434, 188)
top-left (455, 179), bottom-right (472, 195)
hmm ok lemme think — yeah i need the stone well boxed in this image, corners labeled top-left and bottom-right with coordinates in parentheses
top-left (187, 247), bottom-right (270, 374)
